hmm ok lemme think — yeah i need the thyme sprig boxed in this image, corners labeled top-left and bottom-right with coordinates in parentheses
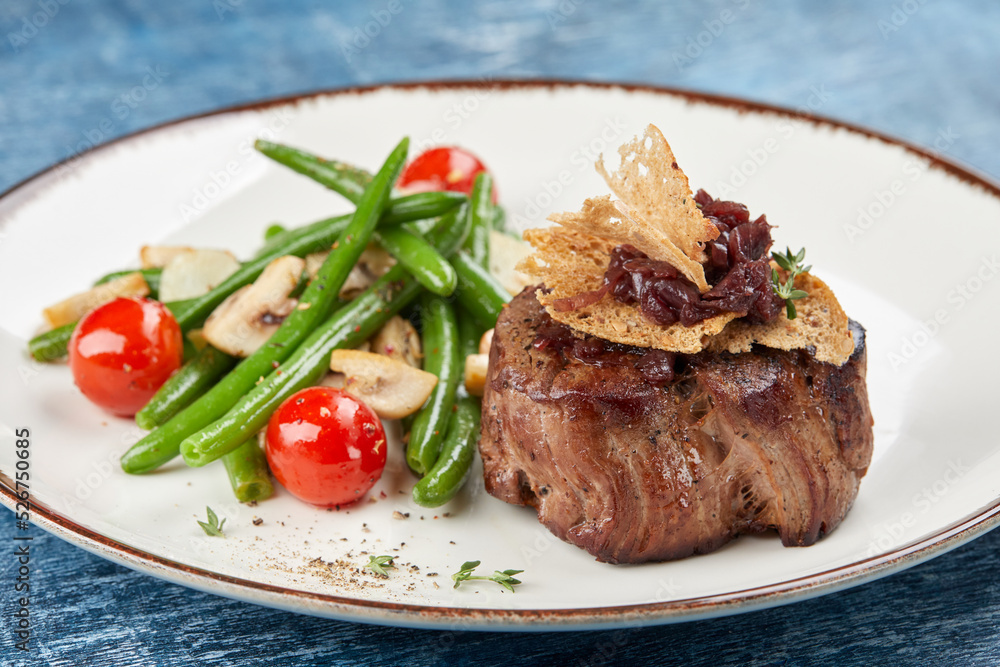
top-left (197, 506), bottom-right (226, 537)
top-left (451, 560), bottom-right (524, 593)
top-left (365, 555), bottom-right (396, 578)
top-left (771, 247), bottom-right (811, 320)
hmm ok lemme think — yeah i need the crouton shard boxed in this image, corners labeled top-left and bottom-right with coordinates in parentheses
top-left (518, 124), bottom-right (855, 365)
top-left (548, 124), bottom-right (719, 292)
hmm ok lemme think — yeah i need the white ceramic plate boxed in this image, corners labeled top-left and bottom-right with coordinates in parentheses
top-left (2, 82), bottom-right (1000, 631)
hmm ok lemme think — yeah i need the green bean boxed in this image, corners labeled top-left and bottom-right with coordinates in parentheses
top-left (374, 226), bottom-right (457, 296)
top-left (411, 396), bottom-right (481, 508)
top-left (254, 191), bottom-right (466, 259)
top-left (222, 438), bottom-right (273, 503)
top-left (181, 337), bottom-right (198, 364)
top-left (167, 216), bottom-right (349, 332)
top-left (380, 192), bottom-right (467, 223)
top-left (256, 140), bottom-right (469, 228)
top-left (122, 138), bottom-right (409, 474)
top-left (180, 266), bottom-right (422, 466)
top-left (264, 223), bottom-right (286, 241)
top-left (451, 250), bottom-right (511, 329)
top-left (410, 307), bottom-right (483, 505)
top-left (94, 268), bottom-right (162, 297)
top-left (178, 205), bottom-right (471, 469)
top-left (170, 191), bottom-right (461, 328)
top-left (406, 294), bottom-right (462, 476)
top-left (135, 345), bottom-right (238, 430)
top-left (462, 172), bottom-right (494, 270)
top-left (491, 205), bottom-right (507, 235)
top-left (256, 139), bottom-right (373, 203)
top-left (405, 216), bottom-right (440, 238)
top-left (457, 308), bottom-right (485, 359)
top-left (176, 138), bottom-right (410, 467)
top-left (28, 323), bottom-right (76, 362)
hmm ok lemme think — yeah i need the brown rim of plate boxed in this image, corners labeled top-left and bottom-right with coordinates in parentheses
top-left (2, 80), bottom-right (999, 631)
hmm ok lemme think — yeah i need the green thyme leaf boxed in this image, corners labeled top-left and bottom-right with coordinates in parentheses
top-left (770, 247), bottom-right (811, 320)
top-left (489, 569), bottom-right (524, 592)
top-left (197, 506), bottom-right (225, 537)
top-left (365, 555), bottom-right (396, 578)
top-left (451, 560), bottom-right (480, 588)
top-left (785, 299), bottom-right (797, 320)
top-left (452, 561), bottom-right (524, 592)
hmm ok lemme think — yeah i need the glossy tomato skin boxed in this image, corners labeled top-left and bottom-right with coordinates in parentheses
top-left (397, 146), bottom-right (497, 201)
top-left (68, 297), bottom-right (183, 416)
top-left (265, 387), bottom-right (387, 507)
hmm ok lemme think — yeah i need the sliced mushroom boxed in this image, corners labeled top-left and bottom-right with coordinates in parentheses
top-left (489, 230), bottom-right (534, 296)
top-left (318, 341), bottom-right (372, 389)
top-left (329, 349), bottom-right (438, 419)
top-left (202, 255), bottom-right (304, 357)
top-left (306, 244), bottom-right (395, 298)
top-left (479, 328), bottom-right (494, 355)
top-left (158, 249), bottom-right (240, 302)
top-left (42, 272), bottom-right (149, 329)
top-left (318, 372), bottom-right (346, 390)
top-left (140, 245), bottom-right (196, 269)
top-left (303, 251), bottom-right (328, 279)
top-left (464, 353), bottom-right (489, 397)
top-left (370, 316), bottom-right (422, 367)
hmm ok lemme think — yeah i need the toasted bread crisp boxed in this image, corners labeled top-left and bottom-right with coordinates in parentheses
top-left (708, 272), bottom-right (855, 365)
top-left (520, 228), bottom-right (738, 354)
top-left (519, 124), bottom-right (855, 366)
top-left (547, 124), bottom-right (718, 292)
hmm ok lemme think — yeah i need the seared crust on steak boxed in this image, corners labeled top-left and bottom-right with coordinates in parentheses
top-left (479, 288), bottom-right (874, 564)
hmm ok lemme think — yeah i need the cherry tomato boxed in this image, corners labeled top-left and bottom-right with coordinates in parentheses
top-left (397, 146), bottom-right (497, 201)
top-left (68, 297), bottom-right (183, 416)
top-left (265, 387), bottom-right (387, 507)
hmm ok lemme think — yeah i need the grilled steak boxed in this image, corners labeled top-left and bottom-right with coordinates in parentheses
top-left (480, 288), bottom-right (874, 564)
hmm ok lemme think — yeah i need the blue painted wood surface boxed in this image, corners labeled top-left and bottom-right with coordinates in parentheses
top-left (2, 1), bottom-right (999, 664)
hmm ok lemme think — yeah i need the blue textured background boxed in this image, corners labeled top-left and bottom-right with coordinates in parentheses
top-left (2, 1), bottom-right (999, 665)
